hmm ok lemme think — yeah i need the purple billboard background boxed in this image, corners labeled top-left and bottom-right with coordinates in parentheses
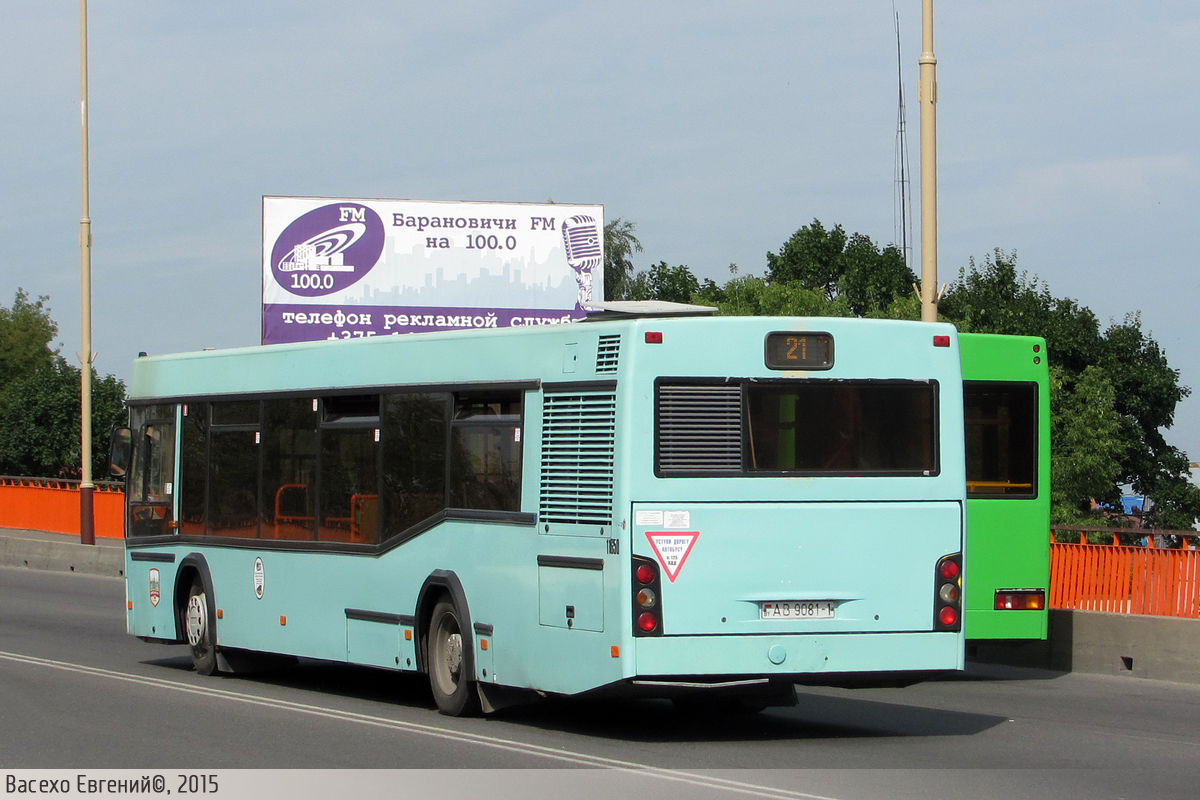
top-left (268, 203), bottom-right (385, 297)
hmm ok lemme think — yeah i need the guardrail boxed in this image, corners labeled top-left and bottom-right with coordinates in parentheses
top-left (1051, 527), bottom-right (1200, 619)
top-left (0, 476), bottom-right (125, 540)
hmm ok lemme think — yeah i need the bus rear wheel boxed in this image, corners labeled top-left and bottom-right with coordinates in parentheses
top-left (182, 577), bottom-right (218, 676)
top-left (427, 598), bottom-right (480, 716)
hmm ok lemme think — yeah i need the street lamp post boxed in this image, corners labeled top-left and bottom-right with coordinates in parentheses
top-left (918, 0), bottom-right (939, 322)
top-left (79, 0), bottom-right (95, 545)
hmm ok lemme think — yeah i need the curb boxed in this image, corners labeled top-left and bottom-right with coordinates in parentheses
top-left (0, 530), bottom-right (124, 578)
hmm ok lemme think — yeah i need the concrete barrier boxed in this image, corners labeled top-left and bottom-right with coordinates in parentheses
top-left (0, 528), bottom-right (124, 578)
top-left (972, 609), bottom-right (1200, 684)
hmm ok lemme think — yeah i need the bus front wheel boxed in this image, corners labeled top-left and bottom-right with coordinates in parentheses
top-left (182, 577), bottom-right (218, 676)
top-left (427, 598), bottom-right (480, 716)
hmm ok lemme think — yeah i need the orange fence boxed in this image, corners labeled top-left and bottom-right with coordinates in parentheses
top-left (0, 477), bottom-right (125, 539)
top-left (1050, 528), bottom-right (1200, 619)
top-left (4, 480), bottom-right (1200, 617)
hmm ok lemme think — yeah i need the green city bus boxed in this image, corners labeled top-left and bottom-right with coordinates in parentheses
top-left (960, 333), bottom-right (1051, 641)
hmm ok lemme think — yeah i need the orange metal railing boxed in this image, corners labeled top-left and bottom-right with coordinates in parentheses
top-left (0, 476), bottom-right (126, 539)
top-left (1050, 528), bottom-right (1200, 619)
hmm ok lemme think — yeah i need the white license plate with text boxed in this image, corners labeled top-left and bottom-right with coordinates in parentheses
top-left (759, 601), bottom-right (836, 620)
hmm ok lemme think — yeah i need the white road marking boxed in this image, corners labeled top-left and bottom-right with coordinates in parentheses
top-left (0, 650), bottom-right (844, 800)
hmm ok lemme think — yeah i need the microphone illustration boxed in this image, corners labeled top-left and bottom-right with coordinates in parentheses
top-left (561, 215), bottom-right (602, 307)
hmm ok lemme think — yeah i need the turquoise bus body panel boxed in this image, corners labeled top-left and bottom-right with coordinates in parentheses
top-left (124, 315), bottom-right (967, 699)
top-left (630, 501), bottom-right (964, 635)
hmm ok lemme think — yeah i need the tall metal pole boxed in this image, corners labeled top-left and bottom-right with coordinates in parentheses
top-left (918, 0), bottom-right (939, 322)
top-left (79, 0), bottom-right (96, 545)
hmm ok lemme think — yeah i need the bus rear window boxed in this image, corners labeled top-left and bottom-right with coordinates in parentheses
top-left (746, 381), bottom-right (937, 474)
top-left (656, 379), bottom-right (938, 476)
top-left (964, 381), bottom-right (1037, 497)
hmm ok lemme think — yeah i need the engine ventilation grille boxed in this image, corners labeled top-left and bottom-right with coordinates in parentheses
top-left (596, 334), bottom-right (621, 373)
top-left (540, 392), bottom-right (616, 524)
top-left (657, 384), bottom-right (744, 474)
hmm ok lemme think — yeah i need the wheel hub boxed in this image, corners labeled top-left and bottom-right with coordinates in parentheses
top-left (185, 593), bottom-right (207, 647)
top-left (443, 632), bottom-right (463, 680)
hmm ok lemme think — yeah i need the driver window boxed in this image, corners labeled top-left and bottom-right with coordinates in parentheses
top-left (129, 405), bottom-right (177, 537)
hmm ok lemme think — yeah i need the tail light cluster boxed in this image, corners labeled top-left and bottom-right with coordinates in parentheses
top-left (995, 589), bottom-right (1045, 610)
top-left (934, 554), bottom-right (962, 631)
top-left (632, 555), bottom-right (663, 637)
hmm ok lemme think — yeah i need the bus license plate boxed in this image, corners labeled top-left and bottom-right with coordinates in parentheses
top-left (760, 601), bottom-right (836, 620)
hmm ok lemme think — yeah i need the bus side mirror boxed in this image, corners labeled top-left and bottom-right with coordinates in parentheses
top-left (109, 427), bottom-right (132, 479)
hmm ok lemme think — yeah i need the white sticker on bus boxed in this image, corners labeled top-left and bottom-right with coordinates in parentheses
top-left (254, 558), bottom-right (265, 599)
top-left (645, 531), bottom-right (700, 582)
top-left (635, 510), bottom-right (663, 526)
top-left (663, 511), bottom-right (691, 529)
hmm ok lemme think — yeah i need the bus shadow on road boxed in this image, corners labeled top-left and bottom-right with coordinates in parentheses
top-left (144, 652), bottom-right (1007, 743)
top-left (143, 652), bottom-right (441, 709)
top-left (496, 691), bottom-right (1008, 743)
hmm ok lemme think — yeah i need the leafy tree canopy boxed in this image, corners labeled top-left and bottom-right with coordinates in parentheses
top-left (627, 261), bottom-right (699, 304)
top-left (0, 290), bottom-right (127, 478)
top-left (603, 218), bottom-right (643, 301)
top-left (941, 251), bottom-right (1199, 530)
top-left (0, 289), bottom-right (59, 386)
top-left (766, 219), bottom-right (917, 317)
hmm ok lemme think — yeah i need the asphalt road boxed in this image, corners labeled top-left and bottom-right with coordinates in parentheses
top-left (2, 565), bottom-right (1198, 800)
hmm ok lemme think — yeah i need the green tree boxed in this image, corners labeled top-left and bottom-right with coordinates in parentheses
top-left (1049, 365), bottom-right (1127, 526)
top-left (940, 252), bottom-right (1200, 530)
top-left (628, 261), bottom-right (700, 304)
top-left (0, 289), bottom-right (59, 386)
top-left (766, 219), bottom-right (916, 316)
top-left (706, 273), bottom-right (844, 318)
top-left (0, 291), bottom-right (127, 478)
top-left (603, 218), bottom-right (643, 301)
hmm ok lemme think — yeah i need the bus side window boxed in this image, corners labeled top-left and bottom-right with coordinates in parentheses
top-left (381, 393), bottom-right (449, 540)
top-left (318, 394), bottom-right (380, 544)
top-left (449, 392), bottom-right (523, 512)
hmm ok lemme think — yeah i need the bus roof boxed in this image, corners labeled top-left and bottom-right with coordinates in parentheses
top-left (129, 315), bottom-right (961, 402)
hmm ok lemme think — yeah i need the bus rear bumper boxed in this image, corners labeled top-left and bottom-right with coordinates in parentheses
top-left (633, 631), bottom-right (964, 681)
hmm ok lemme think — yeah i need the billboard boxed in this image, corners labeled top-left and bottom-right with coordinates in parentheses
top-left (262, 197), bottom-right (604, 345)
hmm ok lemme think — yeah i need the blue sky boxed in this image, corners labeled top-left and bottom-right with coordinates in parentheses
top-left (3, 2), bottom-right (1198, 462)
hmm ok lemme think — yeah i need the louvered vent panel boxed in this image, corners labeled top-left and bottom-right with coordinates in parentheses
top-left (540, 392), bottom-right (616, 524)
top-left (657, 384), bottom-right (744, 473)
top-left (596, 334), bottom-right (621, 373)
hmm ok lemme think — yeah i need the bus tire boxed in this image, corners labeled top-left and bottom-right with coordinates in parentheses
top-left (427, 597), bottom-right (480, 716)
top-left (182, 576), bottom-right (219, 676)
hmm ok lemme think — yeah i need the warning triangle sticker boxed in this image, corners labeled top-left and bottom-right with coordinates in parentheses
top-left (645, 531), bottom-right (700, 583)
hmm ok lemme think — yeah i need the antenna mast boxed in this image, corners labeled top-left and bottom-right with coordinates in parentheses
top-left (893, 6), bottom-right (913, 270)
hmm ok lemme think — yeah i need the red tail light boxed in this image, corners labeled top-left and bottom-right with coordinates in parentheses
top-left (934, 553), bottom-right (962, 632)
top-left (632, 555), bottom-right (663, 637)
top-left (994, 589), bottom-right (1046, 610)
